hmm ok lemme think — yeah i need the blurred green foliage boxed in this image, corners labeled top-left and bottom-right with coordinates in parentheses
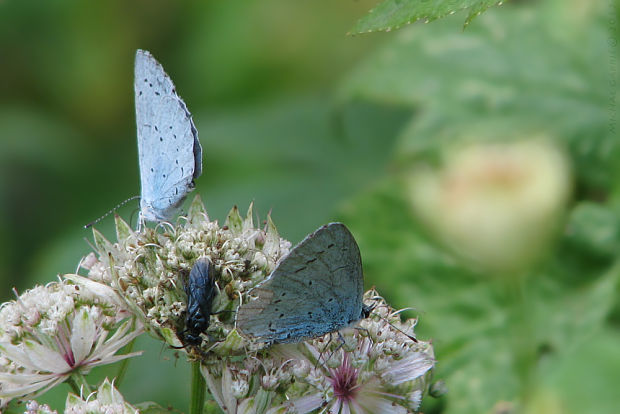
top-left (1, 0), bottom-right (619, 413)
top-left (351, 0), bottom-right (505, 33)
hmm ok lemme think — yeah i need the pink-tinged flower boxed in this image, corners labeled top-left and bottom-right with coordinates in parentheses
top-left (267, 292), bottom-right (435, 414)
top-left (0, 278), bottom-right (143, 404)
top-left (201, 291), bottom-right (435, 414)
top-left (320, 350), bottom-right (430, 414)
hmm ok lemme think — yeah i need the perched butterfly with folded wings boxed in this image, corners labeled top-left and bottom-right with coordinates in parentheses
top-left (134, 49), bottom-right (202, 225)
top-left (236, 223), bottom-right (371, 344)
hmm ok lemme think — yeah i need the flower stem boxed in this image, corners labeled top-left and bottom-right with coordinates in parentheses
top-left (114, 337), bottom-right (136, 387)
top-left (190, 361), bottom-right (206, 414)
top-left (68, 372), bottom-right (92, 396)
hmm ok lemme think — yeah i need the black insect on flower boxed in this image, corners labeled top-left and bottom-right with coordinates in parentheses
top-left (178, 258), bottom-right (216, 347)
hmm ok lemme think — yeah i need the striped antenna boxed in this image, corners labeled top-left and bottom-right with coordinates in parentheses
top-left (84, 196), bottom-right (140, 229)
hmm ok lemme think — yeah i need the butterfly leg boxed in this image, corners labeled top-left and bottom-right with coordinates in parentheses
top-left (318, 332), bottom-right (347, 368)
top-left (315, 332), bottom-right (335, 368)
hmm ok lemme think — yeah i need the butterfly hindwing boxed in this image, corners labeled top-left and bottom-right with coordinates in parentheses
top-left (134, 50), bottom-right (202, 223)
top-left (236, 223), bottom-right (364, 344)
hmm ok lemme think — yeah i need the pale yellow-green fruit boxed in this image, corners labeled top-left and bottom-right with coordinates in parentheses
top-left (407, 137), bottom-right (571, 274)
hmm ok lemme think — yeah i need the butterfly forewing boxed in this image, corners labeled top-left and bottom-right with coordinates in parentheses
top-left (134, 50), bottom-right (202, 222)
top-left (236, 223), bottom-right (364, 344)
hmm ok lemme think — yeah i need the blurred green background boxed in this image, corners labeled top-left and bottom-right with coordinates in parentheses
top-left (1, 0), bottom-right (619, 413)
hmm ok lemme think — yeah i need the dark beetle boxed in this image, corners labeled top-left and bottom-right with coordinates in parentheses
top-left (180, 258), bottom-right (216, 347)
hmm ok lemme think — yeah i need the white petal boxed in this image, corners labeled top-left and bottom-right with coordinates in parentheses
top-left (382, 352), bottom-right (434, 385)
top-left (0, 371), bottom-right (56, 385)
top-left (63, 274), bottom-right (125, 310)
top-left (71, 308), bottom-right (97, 364)
top-left (86, 352), bottom-right (143, 369)
top-left (286, 394), bottom-right (324, 414)
top-left (78, 253), bottom-right (98, 271)
top-left (407, 390), bottom-right (422, 411)
top-left (201, 364), bottom-right (226, 411)
top-left (0, 342), bottom-right (39, 371)
top-left (237, 399), bottom-right (253, 414)
top-left (222, 366), bottom-right (237, 414)
top-left (92, 320), bottom-right (142, 359)
top-left (24, 340), bottom-right (71, 373)
top-left (0, 376), bottom-right (58, 399)
top-left (370, 399), bottom-right (408, 414)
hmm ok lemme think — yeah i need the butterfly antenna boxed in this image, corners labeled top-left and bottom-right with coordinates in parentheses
top-left (379, 304), bottom-right (418, 343)
top-left (84, 196), bottom-right (140, 229)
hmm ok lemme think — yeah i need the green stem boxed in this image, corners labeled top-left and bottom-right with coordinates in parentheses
top-left (68, 371), bottom-right (92, 396)
top-left (114, 337), bottom-right (136, 387)
top-left (190, 361), bottom-right (206, 414)
top-left (500, 273), bottom-right (538, 405)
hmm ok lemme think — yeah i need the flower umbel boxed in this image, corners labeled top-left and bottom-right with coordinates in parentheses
top-left (0, 279), bottom-right (142, 403)
top-left (87, 197), bottom-right (291, 355)
top-left (200, 292), bottom-right (434, 414)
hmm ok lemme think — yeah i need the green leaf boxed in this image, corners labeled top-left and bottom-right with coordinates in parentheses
top-left (225, 205), bottom-right (243, 234)
top-left (187, 195), bottom-right (208, 224)
top-left (564, 202), bottom-right (620, 260)
top-left (92, 227), bottom-right (113, 253)
top-left (350, 0), bottom-right (506, 34)
top-left (529, 329), bottom-right (620, 414)
top-left (114, 214), bottom-right (133, 243)
top-left (341, 0), bottom-right (617, 192)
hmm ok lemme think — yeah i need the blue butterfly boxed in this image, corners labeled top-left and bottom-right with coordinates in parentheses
top-left (134, 50), bottom-right (202, 224)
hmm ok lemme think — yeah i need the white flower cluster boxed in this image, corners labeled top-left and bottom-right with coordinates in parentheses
top-left (87, 198), bottom-right (291, 354)
top-left (0, 278), bottom-right (142, 406)
top-left (25, 378), bottom-right (139, 414)
top-left (202, 292), bottom-right (435, 414)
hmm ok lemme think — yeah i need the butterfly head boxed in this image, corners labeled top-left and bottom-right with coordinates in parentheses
top-left (361, 303), bottom-right (376, 319)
